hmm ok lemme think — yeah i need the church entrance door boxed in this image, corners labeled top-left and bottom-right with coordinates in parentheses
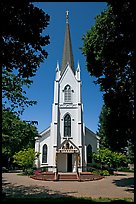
top-left (67, 153), bottom-right (72, 172)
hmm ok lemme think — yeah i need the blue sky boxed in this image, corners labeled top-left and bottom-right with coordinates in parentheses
top-left (20, 2), bottom-right (107, 133)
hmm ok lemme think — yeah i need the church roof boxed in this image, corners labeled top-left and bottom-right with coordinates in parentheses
top-left (61, 10), bottom-right (75, 75)
top-left (85, 126), bottom-right (100, 140)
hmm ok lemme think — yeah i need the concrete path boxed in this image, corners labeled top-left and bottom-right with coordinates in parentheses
top-left (2, 172), bottom-right (134, 200)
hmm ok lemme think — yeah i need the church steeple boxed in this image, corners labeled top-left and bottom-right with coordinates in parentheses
top-left (61, 10), bottom-right (75, 75)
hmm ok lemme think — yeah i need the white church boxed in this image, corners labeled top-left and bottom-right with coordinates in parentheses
top-left (35, 11), bottom-right (99, 173)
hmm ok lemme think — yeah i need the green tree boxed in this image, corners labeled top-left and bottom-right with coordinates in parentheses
top-left (96, 104), bottom-right (110, 148)
top-left (127, 142), bottom-right (134, 164)
top-left (1, 0), bottom-right (50, 114)
top-left (93, 148), bottom-right (127, 170)
top-left (2, 108), bottom-right (38, 168)
top-left (82, 1), bottom-right (134, 152)
top-left (13, 148), bottom-right (39, 173)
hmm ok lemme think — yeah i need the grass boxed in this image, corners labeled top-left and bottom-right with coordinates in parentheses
top-left (2, 196), bottom-right (133, 203)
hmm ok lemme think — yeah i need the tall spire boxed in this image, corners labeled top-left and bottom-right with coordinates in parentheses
top-left (61, 10), bottom-right (74, 75)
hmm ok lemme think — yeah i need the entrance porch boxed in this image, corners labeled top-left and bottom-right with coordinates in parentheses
top-left (56, 152), bottom-right (79, 173)
top-left (56, 139), bottom-right (80, 173)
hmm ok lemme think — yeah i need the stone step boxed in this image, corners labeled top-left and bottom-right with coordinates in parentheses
top-left (79, 173), bottom-right (104, 181)
top-left (30, 172), bottom-right (104, 182)
top-left (58, 173), bottom-right (78, 181)
top-left (30, 172), bottom-right (55, 181)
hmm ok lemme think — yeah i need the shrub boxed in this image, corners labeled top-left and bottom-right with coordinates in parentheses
top-left (23, 168), bottom-right (34, 176)
top-left (100, 170), bottom-right (110, 176)
top-left (2, 167), bottom-right (8, 173)
top-left (13, 148), bottom-right (39, 173)
top-left (93, 148), bottom-right (128, 170)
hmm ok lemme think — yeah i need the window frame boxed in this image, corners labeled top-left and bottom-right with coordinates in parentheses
top-left (64, 114), bottom-right (71, 137)
top-left (87, 144), bottom-right (92, 164)
top-left (64, 85), bottom-right (72, 103)
top-left (42, 144), bottom-right (47, 163)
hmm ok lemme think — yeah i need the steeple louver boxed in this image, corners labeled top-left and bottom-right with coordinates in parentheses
top-left (61, 10), bottom-right (75, 75)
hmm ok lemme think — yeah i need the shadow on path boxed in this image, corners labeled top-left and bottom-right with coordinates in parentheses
top-left (112, 177), bottom-right (134, 193)
top-left (2, 176), bottom-right (78, 201)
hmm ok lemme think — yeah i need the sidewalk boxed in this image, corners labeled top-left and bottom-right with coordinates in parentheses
top-left (2, 172), bottom-right (134, 199)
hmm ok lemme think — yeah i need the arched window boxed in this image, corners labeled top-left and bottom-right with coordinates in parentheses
top-left (87, 144), bottom-right (92, 164)
top-left (64, 114), bottom-right (71, 137)
top-left (42, 144), bottom-right (47, 163)
top-left (64, 85), bottom-right (71, 102)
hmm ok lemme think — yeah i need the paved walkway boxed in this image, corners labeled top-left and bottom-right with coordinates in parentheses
top-left (2, 172), bottom-right (134, 200)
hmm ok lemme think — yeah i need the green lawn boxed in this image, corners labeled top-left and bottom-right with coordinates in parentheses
top-left (2, 196), bottom-right (133, 203)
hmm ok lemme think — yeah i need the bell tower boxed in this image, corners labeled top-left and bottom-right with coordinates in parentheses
top-left (49, 11), bottom-right (85, 172)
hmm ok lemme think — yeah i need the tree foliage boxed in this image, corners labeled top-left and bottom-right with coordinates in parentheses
top-left (1, 0), bottom-right (50, 114)
top-left (2, 108), bottom-right (38, 168)
top-left (82, 1), bottom-right (135, 152)
top-left (13, 148), bottom-right (39, 172)
top-left (96, 104), bottom-right (110, 148)
top-left (93, 148), bottom-right (127, 169)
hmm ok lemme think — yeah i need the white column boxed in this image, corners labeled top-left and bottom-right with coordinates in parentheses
top-left (75, 61), bottom-right (81, 81)
top-left (53, 80), bottom-right (59, 105)
top-left (35, 137), bottom-right (40, 168)
top-left (49, 73), bottom-right (60, 171)
top-left (78, 82), bottom-right (81, 104)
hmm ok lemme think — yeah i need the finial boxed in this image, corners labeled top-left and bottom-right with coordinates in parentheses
top-left (56, 60), bottom-right (59, 71)
top-left (66, 10), bottom-right (69, 23)
top-left (77, 60), bottom-right (80, 71)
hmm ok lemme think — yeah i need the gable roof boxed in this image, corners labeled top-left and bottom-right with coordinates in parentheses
top-left (85, 126), bottom-right (100, 140)
top-left (39, 126), bottom-right (50, 136)
top-left (57, 138), bottom-right (79, 153)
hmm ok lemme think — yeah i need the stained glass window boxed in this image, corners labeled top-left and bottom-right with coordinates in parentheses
top-left (87, 144), bottom-right (92, 163)
top-left (64, 114), bottom-right (71, 137)
top-left (64, 85), bottom-right (71, 102)
top-left (42, 144), bottom-right (47, 163)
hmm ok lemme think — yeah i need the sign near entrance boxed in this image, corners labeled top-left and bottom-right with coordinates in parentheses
top-left (59, 149), bottom-right (78, 153)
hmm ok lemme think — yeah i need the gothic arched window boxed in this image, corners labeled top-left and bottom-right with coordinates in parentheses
top-left (87, 144), bottom-right (92, 164)
top-left (64, 85), bottom-right (71, 102)
top-left (64, 114), bottom-right (71, 137)
top-left (42, 144), bottom-right (47, 163)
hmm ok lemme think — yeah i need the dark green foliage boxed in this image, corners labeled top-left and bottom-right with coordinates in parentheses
top-left (1, 0), bottom-right (50, 114)
top-left (97, 104), bottom-right (110, 148)
top-left (127, 142), bottom-right (134, 164)
top-left (82, 2), bottom-right (135, 152)
top-left (2, 108), bottom-right (38, 168)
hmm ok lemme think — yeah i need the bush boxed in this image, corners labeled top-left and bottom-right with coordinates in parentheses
top-left (2, 167), bottom-right (8, 173)
top-left (90, 163), bottom-right (101, 169)
top-left (92, 170), bottom-right (100, 175)
top-left (13, 148), bottom-right (39, 173)
top-left (93, 148), bottom-right (128, 170)
top-left (41, 167), bottom-right (48, 172)
top-left (23, 168), bottom-right (34, 176)
top-left (100, 170), bottom-right (110, 176)
top-left (108, 168), bottom-right (115, 175)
